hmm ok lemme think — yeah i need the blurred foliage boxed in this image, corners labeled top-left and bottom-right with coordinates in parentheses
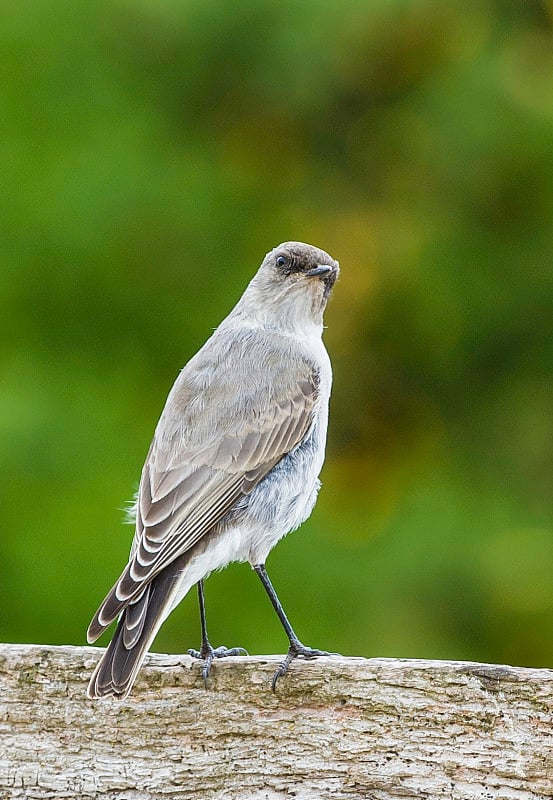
top-left (1, 0), bottom-right (552, 669)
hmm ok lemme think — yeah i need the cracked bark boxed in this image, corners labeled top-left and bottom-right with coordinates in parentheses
top-left (1, 644), bottom-right (552, 799)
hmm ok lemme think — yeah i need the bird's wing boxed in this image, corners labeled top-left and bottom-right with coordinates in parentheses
top-left (87, 344), bottom-right (319, 641)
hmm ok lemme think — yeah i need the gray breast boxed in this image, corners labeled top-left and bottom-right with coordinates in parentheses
top-left (224, 413), bottom-right (326, 565)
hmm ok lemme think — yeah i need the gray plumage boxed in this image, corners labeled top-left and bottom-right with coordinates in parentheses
top-left (87, 241), bottom-right (339, 699)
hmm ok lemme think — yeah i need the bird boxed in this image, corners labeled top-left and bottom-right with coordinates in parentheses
top-left (87, 241), bottom-right (340, 699)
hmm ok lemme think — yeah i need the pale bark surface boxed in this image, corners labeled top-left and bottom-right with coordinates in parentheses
top-left (0, 644), bottom-right (552, 799)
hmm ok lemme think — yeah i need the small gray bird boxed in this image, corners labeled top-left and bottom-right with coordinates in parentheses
top-left (87, 241), bottom-right (340, 699)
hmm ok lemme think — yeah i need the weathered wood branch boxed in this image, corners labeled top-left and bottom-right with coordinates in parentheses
top-left (1, 644), bottom-right (552, 799)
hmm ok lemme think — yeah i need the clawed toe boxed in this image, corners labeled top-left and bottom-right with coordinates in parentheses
top-left (188, 643), bottom-right (248, 688)
top-left (212, 646), bottom-right (248, 658)
top-left (271, 642), bottom-right (337, 692)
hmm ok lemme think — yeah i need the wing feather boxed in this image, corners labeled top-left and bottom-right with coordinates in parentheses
top-left (122, 587), bottom-right (150, 648)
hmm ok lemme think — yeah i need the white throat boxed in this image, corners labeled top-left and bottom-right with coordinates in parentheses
top-left (236, 277), bottom-right (325, 339)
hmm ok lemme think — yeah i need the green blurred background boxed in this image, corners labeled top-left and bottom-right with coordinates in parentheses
top-left (2, 0), bottom-right (552, 668)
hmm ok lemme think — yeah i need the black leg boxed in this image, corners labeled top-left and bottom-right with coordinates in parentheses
top-left (254, 564), bottom-right (335, 691)
top-left (187, 580), bottom-right (247, 688)
top-left (197, 578), bottom-right (210, 650)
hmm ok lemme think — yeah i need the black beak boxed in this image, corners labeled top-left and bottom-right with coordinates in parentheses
top-left (306, 264), bottom-right (334, 277)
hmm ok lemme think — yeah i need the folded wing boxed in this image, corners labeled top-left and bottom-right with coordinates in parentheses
top-left (87, 361), bottom-right (318, 643)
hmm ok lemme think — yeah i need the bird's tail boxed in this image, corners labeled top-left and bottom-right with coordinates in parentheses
top-left (87, 555), bottom-right (189, 699)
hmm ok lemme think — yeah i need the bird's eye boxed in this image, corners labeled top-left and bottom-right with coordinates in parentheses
top-left (276, 255), bottom-right (287, 268)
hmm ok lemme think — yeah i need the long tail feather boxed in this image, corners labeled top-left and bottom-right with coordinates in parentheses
top-left (87, 554), bottom-right (190, 699)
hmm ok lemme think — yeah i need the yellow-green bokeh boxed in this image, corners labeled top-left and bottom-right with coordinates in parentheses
top-left (1, 0), bottom-right (552, 668)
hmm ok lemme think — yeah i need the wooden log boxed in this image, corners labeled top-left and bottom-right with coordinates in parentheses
top-left (0, 643), bottom-right (552, 799)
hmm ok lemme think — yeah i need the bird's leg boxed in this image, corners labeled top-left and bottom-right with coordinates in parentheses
top-left (254, 564), bottom-right (335, 691)
top-left (187, 579), bottom-right (247, 688)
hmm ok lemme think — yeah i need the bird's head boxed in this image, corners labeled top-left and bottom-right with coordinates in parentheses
top-left (264, 241), bottom-right (339, 297)
top-left (243, 241), bottom-right (339, 333)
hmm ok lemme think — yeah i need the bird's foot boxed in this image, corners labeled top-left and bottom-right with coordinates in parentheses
top-left (271, 641), bottom-right (337, 692)
top-left (188, 643), bottom-right (248, 688)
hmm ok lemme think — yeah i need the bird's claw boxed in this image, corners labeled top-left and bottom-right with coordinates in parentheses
top-left (271, 642), bottom-right (336, 692)
top-left (188, 644), bottom-right (248, 688)
top-left (212, 645), bottom-right (248, 657)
